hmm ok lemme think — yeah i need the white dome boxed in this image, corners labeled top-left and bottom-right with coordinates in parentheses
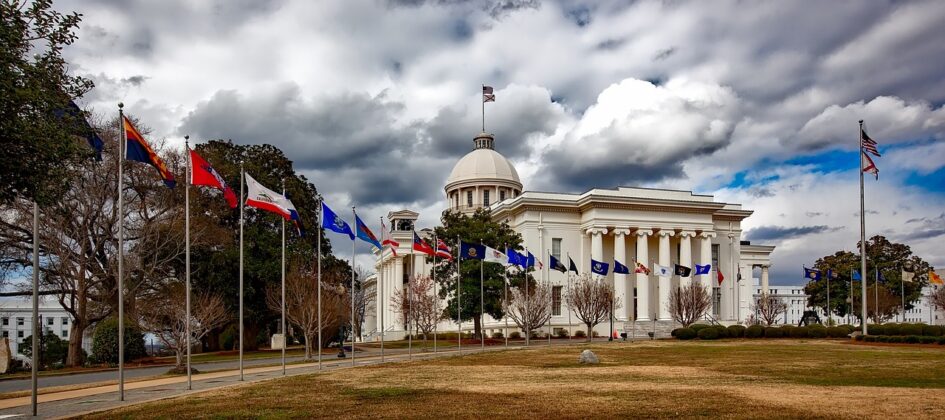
top-left (446, 148), bottom-right (521, 188)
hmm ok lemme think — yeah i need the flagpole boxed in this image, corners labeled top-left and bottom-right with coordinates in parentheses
top-left (408, 242), bottom-right (413, 360)
top-left (859, 120), bottom-right (868, 334)
top-left (480, 239), bottom-right (484, 351)
top-left (317, 196), bottom-right (323, 370)
top-left (826, 272), bottom-right (830, 326)
top-left (547, 249), bottom-right (552, 346)
top-left (238, 160), bottom-right (244, 380)
top-left (456, 235), bottom-right (461, 353)
top-left (351, 206), bottom-right (356, 367)
top-left (433, 233), bottom-right (438, 354)
top-left (185, 136), bottom-right (192, 389)
top-left (504, 245), bottom-right (509, 349)
top-left (117, 103), bottom-right (125, 401)
top-left (567, 252), bottom-right (572, 341)
top-left (379, 216), bottom-right (385, 363)
top-left (874, 268), bottom-right (879, 324)
top-left (481, 84), bottom-right (485, 132)
top-left (30, 199), bottom-right (39, 416)
top-left (901, 279), bottom-right (905, 323)
top-left (280, 181), bottom-right (286, 375)
top-left (524, 244), bottom-right (529, 347)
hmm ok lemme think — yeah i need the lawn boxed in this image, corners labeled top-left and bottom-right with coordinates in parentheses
top-left (82, 340), bottom-right (945, 419)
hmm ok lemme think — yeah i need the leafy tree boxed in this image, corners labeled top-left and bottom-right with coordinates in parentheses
top-left (1, 0), bottom-right (95, 205)
top-left (805, 235), bottom-right (933, 322)
top-left (90, 316), bottom-right (147, 364)
top-left (431, 209), bottom-right (526, 339)
top-left (19, 330), bottom-right (69, 368)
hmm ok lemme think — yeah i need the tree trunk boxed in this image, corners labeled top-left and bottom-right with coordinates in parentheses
top-left (473, 314), bottom-right (482, 339)
top-left (304, 333), bottom-right (313, 360)
top-left (175, 349), bottom-right (183, 368)
top-left (66, 321), bottom-right (86, 367)
top-left (243, 324), bottom-right (260, 351)
top-left (585, 324), bottom-right (593, 342)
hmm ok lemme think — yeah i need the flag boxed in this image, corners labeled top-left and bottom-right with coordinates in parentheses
top-left (436, 238), bottom-right (453, 260)
top-left (413, 232), bottom-right (435, 256)
top-left (653, 263), bottom-right (671, 277)
top-left (694, 264), bottom-right (711, 275)
top-left (484, 246), bottom-right (509, 264)
top-left (123, 116), bottom-right (175, 188)
top-left (614, 260), bottom-right (630, 274)
top-left (674, 264), bottom-right (692, 277)
top-left (550, 255), bottom-right (567, 273)
top-left (380, 220), bottom-right (399, 256)
top-left (460, 241), bottom-right (485, 260)
top-left (526, 251), bottom-right (537, 268)
top-left (877, 270), bottom-right (886, 283)
top-left (591, 259), bottom-right (609, 275)
top-left (245, 173), bottom-right (301, 230)
top-left (826, 268), bottom-right (839, 280)
top-left (482, 85), bottom-right (495, 102)
top-left (804, 267), bottom-right (822, 281)
top-left (507, 249), bottom-right (526, 267)
top-left (852, 270), bottom-right (862, 281)
top-left (321, 202), bottom-right (354, 240)
top-left (569, 257), bottom-right (579, 274)
top-left (189, 149), bottom-right (237, 208)
top-left (861, 128), bottom-right (881, 157)
top-left (862, 151), bottom-right (879, 180)
top-left (718, 270), bottom-right (725, 285)
top-left (56, 100), bottom-right (104, 160)
top-left (355, 215), bottom-right (382, 249)
top-left (930, 271), bottom-right (943, 285)
top-left (901, 261), bottom-right (915, 283)
top-left (635, 262), bottom-right (650, 275)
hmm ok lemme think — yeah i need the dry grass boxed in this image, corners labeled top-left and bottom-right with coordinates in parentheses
top-left (81, 340), bottom-right (945, 419)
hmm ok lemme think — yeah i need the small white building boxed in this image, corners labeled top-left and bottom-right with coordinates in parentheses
top-left (0, 298), bottom-right (91, 355)
top-left (752, 285), bottom-right (812, 325)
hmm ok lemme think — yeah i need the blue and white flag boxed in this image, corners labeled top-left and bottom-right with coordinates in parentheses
top-left (694, 264), bottom-right (712, 275)
top-left (321, 202), bottom-right (354, 240)
top-left (652, 263), bottom-right (671, 277)
top-left (804, 267), bottom-right (822, 281)
top-left (852, 270), bottom-right (862, 281)
top-left (613, 260), bottom-right (630, 274)
top-left (591, 259), bottom-right (609, 275)
top-left (507, 249), bottom-right (527, 267)
top-left (460, 241), bottom-right (485, 260)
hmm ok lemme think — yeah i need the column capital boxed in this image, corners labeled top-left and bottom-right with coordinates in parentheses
top-left (585, 227), bottom-right (609, 236)
top-left (657, 229), bottom-right (675, 238)
top-left (634, 229), bottom-right (653, 237)
top-left (699, 231), bottom-right (716, 239)
top-left (678, 230), bottom-right (696, 238)
top-left (612, 228), bottom-right (632, 236)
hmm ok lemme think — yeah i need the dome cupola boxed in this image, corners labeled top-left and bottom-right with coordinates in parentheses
top-left (445, 132), bottom-right (523, 214)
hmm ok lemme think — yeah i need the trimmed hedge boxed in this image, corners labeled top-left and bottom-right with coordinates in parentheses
top-left (675, 328), bottom-right (697, 340)
top-left (690, 324), bottom-right (712, 333)
top-left (727, 325), bottom-right (746, 338)
top-left (745, 325), bottom-right (764, 338)
top-left (714, 325), bottom-right (729, 338)
top-left (826, 327), bottom-right (848, 338)
top-left (789, 326), bottom-right (809, 338)
top-left (858, 335), bottom-right (945, 345)
top-left (900, 324), bottom-right (924, 336)
top-left (697, 328), bottom-right (720, 340)
top-left (808, 327), bottom-right (827, 338)
top-left (764, 327), bottom-right (784, 338)
top-left (922, 325), bottom-right (943, 337)
top-left (867, 324), bottom-right (885, 335)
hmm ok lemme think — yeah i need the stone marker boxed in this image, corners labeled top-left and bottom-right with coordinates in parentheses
top-left (578, 349), bottom-right (598, 364)
top-left (0, 338), bottom-right (10, 374)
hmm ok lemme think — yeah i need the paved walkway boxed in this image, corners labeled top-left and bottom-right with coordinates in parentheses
top-left (0, 339), bottom-right (604, 419)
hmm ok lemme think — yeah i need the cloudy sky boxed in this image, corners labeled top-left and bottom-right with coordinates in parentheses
top-left (61, 0), bottom-right (945, 284)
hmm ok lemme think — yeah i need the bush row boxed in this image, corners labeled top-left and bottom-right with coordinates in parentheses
top-left (866, 324), bottom-right (944, 337)
top-left (672, 324), bottom-right (857, 340)
top-left (855, 335), bottom-right (945, 345)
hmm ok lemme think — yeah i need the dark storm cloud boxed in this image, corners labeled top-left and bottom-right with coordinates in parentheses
top-left (899, 213), bottom-right (945, 241)
top-left (745, 225), bottom-right (839, 242)
top-left (534, 159), bottom-right (686, 193)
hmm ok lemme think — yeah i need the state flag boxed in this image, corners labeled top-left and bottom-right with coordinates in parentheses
top-left (694, 264), bottom-right (711, 275)
top-left (355, 215), bottom-right (382, 249)
top-left (862, 151), bottom-right (879, 180)
top-left (550, 255), bottom-right (567, 273)
top-left (484, 246), bottom-right (509, 265)
top-left (568, 257), bottom-right (579, 274)
top-left (245, 173), bottom-right (301, 231)
top-left (189, 149), bottom-right (237, 208)
top-left (674, 264), bottom-right (692, 277)
top-left (901, 261), bottom-right (915, 283)
top-left (56, 100), bottom-right (104, 161)
top-left (460, 241), bottom-right (484, 260)
top-left (413, 232), bottom-right (435, 256)
top-left (482, 85), bottom-right (495, 102)
top-left (718, 270), bottom-right (725, 285)
top-left (852, 270), bottom-right (862, 281)
top-left (123, 116), bottom-right (175, 188)
top-left (930, 271), bottom-right (943, 285)
top-left (321, 202), bottom-right (354, 240)
top-left (436, 238), bottom-right (453, 260)
top-left (507, 249), bottom-right (527, 268)
top-left (804, 267), bottom-right (822, 281)
top-left (614, 260), bottom-right (630, 274)
top-left (591, 259), bottom-right (609, 276)
top-left (653, 263), bottom-right (671, 277)
top-left (380, 220), bottom-right (398, 256)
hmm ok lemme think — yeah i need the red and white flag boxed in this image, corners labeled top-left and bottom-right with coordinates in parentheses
top-left (862, 151), bottom-right (879, 180)
top-left (189, 149), bottom-right (237, 208)
top-left (381, 220), bottom-right (399, 256)
top-left (482, 85), bottom-right (495, 102)
top-left (861, 128), bottom-right (880, 157)
top-left (435, 238), bottom-right (453, 260)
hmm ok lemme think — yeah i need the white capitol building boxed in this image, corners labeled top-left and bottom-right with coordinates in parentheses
top-left (371, 131), bottom-right (774, 338)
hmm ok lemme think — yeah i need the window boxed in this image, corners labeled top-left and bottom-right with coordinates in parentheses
top-left (17, 331), bottom-right (24, 338)
top-left (16, 317), bottom-right (23, 326)
top-left (552, 286), bottom-right (562, 316)
top-left (62, 330), bottom-right (68, 338)
top-left (466, 190), bottom-right (473, 207)
top-left (552, 238), bottom-right (562, 259)
top-left (1, 331), bottom-right (6, 338)
top-left (500, 190), bottom-right (506, 201)
top-left (484, 190), bottom-right (490, 207)
top-left (47, 317), bottom-right (54, 326)
top-left (1, 317), bottom-right (7, 326)
top-left (61, 317), bottom-right (69, 325)
top-left (711, 244), bottom-right (720, 273)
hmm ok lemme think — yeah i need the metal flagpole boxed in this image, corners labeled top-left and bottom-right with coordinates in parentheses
top-left (901, 280), bottom-right (905, 323)
top-left (504, 245), bottom-right (509, 348)
top-left (826, 273), bottom-right (830, 326)
top-left (379, 217), bottom-right (385, 363)
top-left (456, 235), bottom-right (461, 353)
top-left (874, 268), bottom-right (879, 324)
top-left (408, 244), bottom-right (413, 360)
top-left (185, 136), bottom-right (192, 389)
top-left (433, 233), bottom-right (438, 353)
top-left (351, 207), bottom-right (357, 367)
top-left (547, 249), bottom-right (552, 346)
top-left (239, 160), bottom-right (244, 380)
top-left (31, 200), bottom-right (39, 416)
top-left (567, 252), bottom-right (572, 341)
top-left (117, 103), bottom-right (125, 401)
top-left (317, 197), bottom-right (323, 370)
top-left (850, 268), bottom-right (854, 325)
top-left (480, 239), bottom-right (484, 351)
top-left (524, 244), bottom-right (529, 347)
top-left (859, 120), bottom-right (868, 334)
top-left (481, 84), bottom-right (485, 132)
top-left (281, 181), bottom-right (286, 375)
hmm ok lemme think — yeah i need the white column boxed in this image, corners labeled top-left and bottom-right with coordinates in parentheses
top-left (635, 230), bottom-right (652, 321)
top-left (394, 257), bottom-right (405, 331)
top-left (678, 231), bottom-right (694, 288)
top-left (761, 265), bottom-right (770, 294)
top-left (613, 229), bottom-right (630, 321)
top-left (699, 232), bottom-right (715, 320)
top-left (740, 263), bottom-right (751, 323)
top-left (657, 230), bottom-right (674, 321)
top-left (587, 227), bottom-right (608, 273)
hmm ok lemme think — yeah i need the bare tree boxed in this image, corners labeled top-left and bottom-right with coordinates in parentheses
top-left (391, 275), bottom-right (441, 340)
top-left (352, 266), bottom-right (375, 341)
top-left (669, 283), bottom-right (712, 327)
top-left (138, 283), bottom-right (229, 369)
top-left (565, 274), bottom-right (620, 341)
top-left (752, 293), bottom-right (787, 326)
top-left (503, 281), bottom-right (551, 336)
top-left (930, 287), bottom-right (945, 313)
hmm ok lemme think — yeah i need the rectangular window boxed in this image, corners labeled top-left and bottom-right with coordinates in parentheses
top-left (62, 330), bottom-right (68, 338)
top-left (17, 331), bottom-right (23, 338)
top-left (711, 244), bottom-right (720, 273)
top-left (552, 238), bottom-right (562, 259)
top-left (62, 317), bottom-right (69, 325)
top-left (713, 287), bottom-right (721, 317)
top-left (47, 317), bottom-right (54, 326)
top-left (1, 331), bottom-right (6, 338)
top-left (484, 190), bottom-right (490, 207)
top-left (466, 190), bottom-right (473, 207)
top-left (1, 317), bottom-right (7, 326)
top-left (500, 190), bottom-right (506, 202)
top-left (552, 286), bottom-right (562, 316)
top-left (16, 317), bottom-right (23, 326)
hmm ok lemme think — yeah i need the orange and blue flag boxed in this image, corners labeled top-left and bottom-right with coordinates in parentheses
top-left (355, 215), bottom-right (382, 249)
top-left (123, 116), bottom-right (175, 188)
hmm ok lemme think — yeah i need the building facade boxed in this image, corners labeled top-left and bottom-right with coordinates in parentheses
top-left (0, 298), bottom-right (91, 356)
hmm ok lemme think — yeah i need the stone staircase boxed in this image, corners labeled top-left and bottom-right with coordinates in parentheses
top-left (622, 320), bottom-right (680, 340)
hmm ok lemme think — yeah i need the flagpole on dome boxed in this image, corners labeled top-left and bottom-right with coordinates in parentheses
top-left (184, 135), bottom-right (192, 390)
top-left (858, 120), bottom-right (868, 334)
top-left (317, 196), bottom-right (323, 371)
top-left (280, 180), bottom-right (286, 375)
top-left (117, 103), bottom-right (126, 401)
top-left (351, 206), bottom-right (357, 367)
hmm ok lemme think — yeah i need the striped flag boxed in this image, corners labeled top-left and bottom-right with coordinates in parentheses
top-left (380, 220), bottom-right (399, 256)
top-left (435, 238), bottom-right (453, 260)
top-left (482, 85), bottom-right (495, 102)
top-left (861, 128), bottom-right (880, 156)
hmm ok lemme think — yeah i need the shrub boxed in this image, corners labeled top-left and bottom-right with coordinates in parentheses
top-left (789, 326), bottom-right (810, 338)
top-left (826, 327), bottom-right (848, 338)
top-left (591, 331), bottom-right (599, 338)
top-left (900, 324), bottom-right (923, 336)
top-left (671, 328), bottom-right (681, 337)
top-left (921, 325), bottom-right (943, 337)
top-left (903, 335), bottom-right (920, 344)
top-left (867, 324), bottom-right (885, 335)
top-left (713, 326), bottom-right (729, 338)
top-left (697, 328), bottom-right (719, 340)
top-left (854, 334), bottom-right (864, 341)
top-left (574, 330), bottom-right (586, 338)
top-left (727, 325), bottom-right (746, 338)
top-left (919, 336), bottom-right (937, 344)
top-left (780, 326), bottom-right (796, 337)
top-left (556, 329), bottom-right (569, 339)
top-left (509, 331), bottom-right (522, 339)
top-left (491, 331), bottom-right (504, 339)
top-left (764, 327), bottom-right (783, 338)
top-left (863, 335), bottom-right (876, 342)
top-left (19, 331), bottom-right (69, 368)
top-left (938, 336), bottom-right (945, 345)
top-left (675, 328), bottom-right (697, 340)
top-left (883, 324), bottom-right (901, 336)
top-left (808, 327), bottom-right (827, 338)
top-left (91, 317), bottom-right (147, 365)
top-left (690, 324), bottom-right (711, 333)
top-left (745, 325), bottom-right (764, 338)
top-left (888, 336), bottom-right (904, 343)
